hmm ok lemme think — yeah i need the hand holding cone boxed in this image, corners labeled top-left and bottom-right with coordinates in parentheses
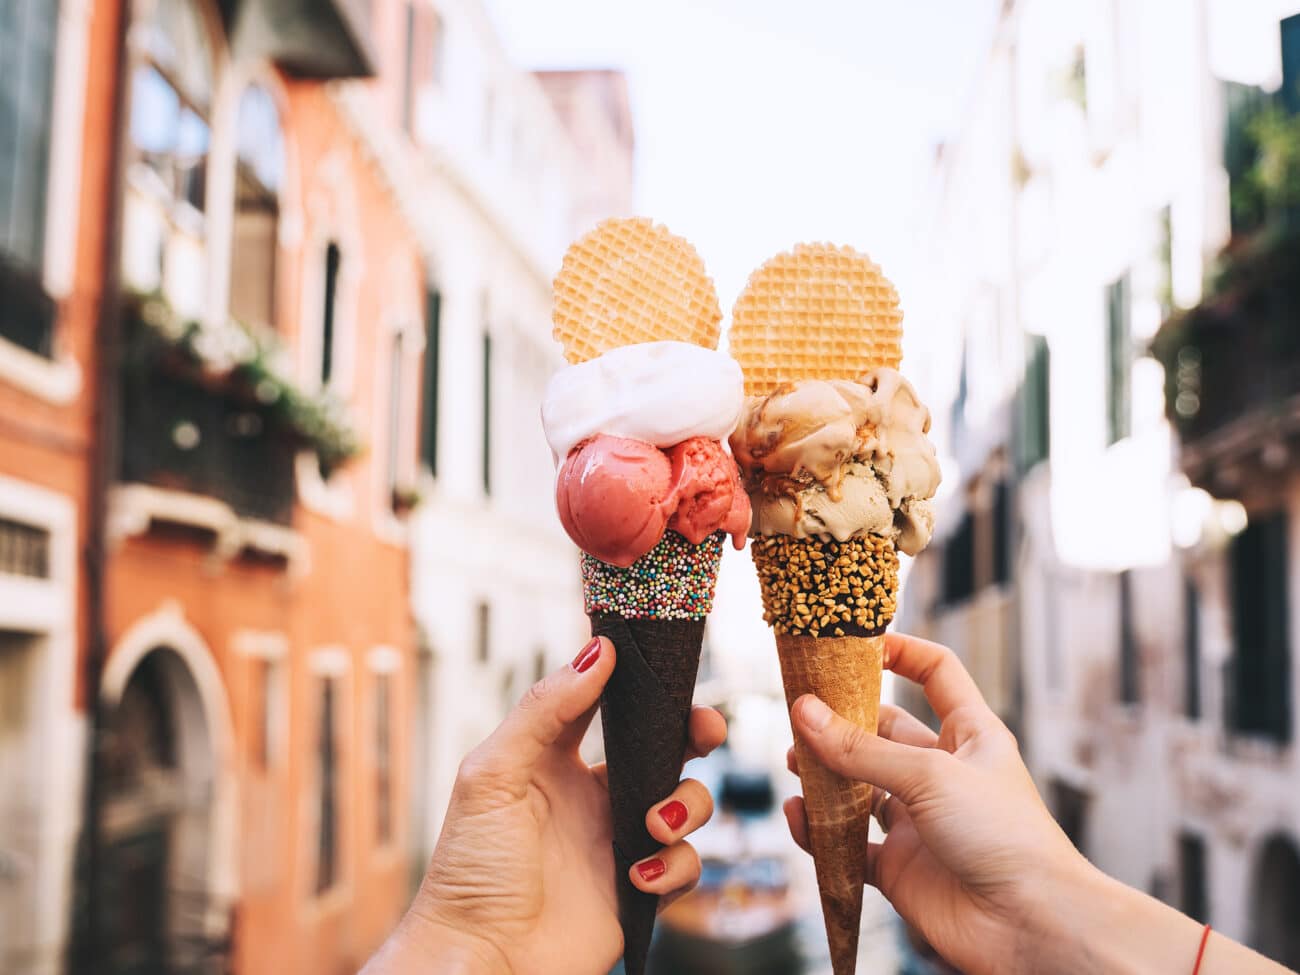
top-left (729, 243), bottom-right (939, 975)
top-left (545, 217), bottom-right (741, 975)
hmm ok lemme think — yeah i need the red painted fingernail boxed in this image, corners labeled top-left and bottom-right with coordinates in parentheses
top-left (658, 800), bottom-right (688, 832)
top-left (571, 638), bottom-right (601, 673)
top-left (635, 857), bottom-right (666, 882)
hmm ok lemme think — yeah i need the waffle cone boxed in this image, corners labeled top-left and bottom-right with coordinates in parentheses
top-left (589, 613), bottom-right (705, 975)
top-left (778, 632), bottom-right (883, 975)
top-left (730, 243), bottom-right (903, 396)
top-left (552, 217), bottom-right (722, 363)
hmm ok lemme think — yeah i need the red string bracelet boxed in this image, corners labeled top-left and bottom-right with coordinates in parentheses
top-left (1192, 923), bottom-right (1212, 975)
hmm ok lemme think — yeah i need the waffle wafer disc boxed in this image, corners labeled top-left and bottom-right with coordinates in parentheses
top-left (553, 217), bottom-right (722, 363)
top-left (730, 243), bottom-right (903, 395)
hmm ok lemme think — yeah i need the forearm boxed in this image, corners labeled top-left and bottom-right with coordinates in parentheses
top-left (361, 909), bottom-right (512, 975)
top-left (1026, 861), bottom-right (1291, 975)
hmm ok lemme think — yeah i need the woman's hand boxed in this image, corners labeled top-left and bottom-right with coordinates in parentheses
top-left (366, 636), bottom-right (725, 975)
top-left (783, 632), bottom-right (1077, 975)
top-left (782, 633), bottom-right (1294, 975)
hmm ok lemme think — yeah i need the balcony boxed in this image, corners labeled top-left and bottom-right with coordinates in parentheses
top-left (1152, 231), bottom-right (1300, 496)
top-left (0, 255), bottom-right (57, 359)
top-left (120, 369), bottom-right (296, 525)
top-left (118, 294), bottom-right (362, 534)
top-left (224, 0), bottom-right (376, 80)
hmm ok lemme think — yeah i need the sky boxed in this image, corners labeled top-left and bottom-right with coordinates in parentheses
top-left (485, 0), bottom-right (1000, 316)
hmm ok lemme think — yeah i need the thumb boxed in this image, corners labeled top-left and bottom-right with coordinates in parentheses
top-left (473, 637), bottom-right (615, 781)
top-left (792, 694), bottom-right (950, 805)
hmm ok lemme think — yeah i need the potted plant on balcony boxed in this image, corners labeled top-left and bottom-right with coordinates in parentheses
top-left (390, 484), bottom-right (423, 518)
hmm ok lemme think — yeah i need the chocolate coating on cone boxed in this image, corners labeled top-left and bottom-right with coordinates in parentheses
top-left (778, 631), bottom-right (883, 975)
top-left (590, 613), bottom-right (705, 975)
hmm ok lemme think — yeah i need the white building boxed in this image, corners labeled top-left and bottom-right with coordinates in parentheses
top-left (333, 0), bottom-right (635, 876)
top-left (899, 0), bottom-right (1300, 964)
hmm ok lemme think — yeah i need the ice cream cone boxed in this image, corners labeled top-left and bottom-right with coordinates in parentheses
top-left (728, 243), bottom-right (939, 975)
top-left (591, 613), bottom-right (706, 975)
top-left (547, 218), bottom-right (739, 975)
top-left (777, 631), bottom-right (882, 975)
top-left (752, 532), bottom-right (897, 975)
top-left (582, 531), bottom-right (725, 975)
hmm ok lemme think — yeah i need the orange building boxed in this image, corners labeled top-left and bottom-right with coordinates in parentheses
top-left (94, 1), bottom-right (427, 973)
top-left (3, 1), bottom-right (426, 973)
top-left (1, 0), bottom-right (116, 969)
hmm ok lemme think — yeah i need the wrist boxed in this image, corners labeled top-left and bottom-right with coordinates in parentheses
top-left (374, 897), bottom-right (513, 975)
top-left (1017, 856), bottom-right (1202, 975)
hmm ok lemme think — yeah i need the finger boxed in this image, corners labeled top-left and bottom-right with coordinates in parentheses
top-left (475, 638), bottom-right (615, 779)
top-left (884, 633), bottom-right (990, 721)
top-left (864, 841), bottom-right (886, 889)
top-left (870, 788), bottom-right (907, 833)
top-left (786, 745), bottom-right (798, 776)
top-left (630, 841), bottom-right (702, 896)
top-left (782, 796), bottom-right (810, 854)
top-left (682, 707), bottom-right (727, 763)
top-left (878, 703), bottom-right (939, 749)
top-left (791, 694), bottom-right (953, 805)
top-left (647, 778), bottom-right (714, 846)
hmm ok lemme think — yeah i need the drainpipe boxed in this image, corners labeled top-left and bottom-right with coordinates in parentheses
top-left (74, 0), bottom-right (130, 968)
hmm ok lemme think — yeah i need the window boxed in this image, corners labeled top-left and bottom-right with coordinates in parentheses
top-left (400, 3), bottom-right (437, 134)
top-left (321, 242), bottom-right (341, 386)
top-left (387, 330), bottom-right (405, 502)
top-left (0, 517), bottom-right (51, 579)
top-left (1283, 14), bottom-right (1300, 113)
top-left (408, 647), bottom-right (434, 895)
top-left (1105, 273), bottom-right (1132, 445)
top-left (230, 84), bottom-right (284, 331)
top-left (315, 677), bottom-right (339, 893)
top-left (0, 0), bottom-right (59, 357)
top-left (375, 673), bottom-right (393, 845)
top-left (1184, 577), bottom-right (1201, 720)
top-left (1118, 570), bottom-right (1139, 705)
top-left (992, 481), bottom-right (1012, 586)
top-left (941, 511), bottom-right (975, 606)
top-left (1157, 205), bottom-right (1174, 319)
top-left (122, 0), bottom-right (213, 311)
top-left (1178, 833), bottom-right (1208, 924)
top-left (0, 0), bottom-right (58, 271)
top-left (475, 601), bottom-right (490, 664)
top-left (251, 658), bottom-right (270, 768)
top-left (420, 289), bottom-right (441, 475)
top-left (1019, 334), bottom-right (1051, 470)
top-left (401, 3), bottom-right (417, 133)
top-left (481, 330), bottom-right (492, 495)
top-left (1229, 512), bottom-right (1291, 743)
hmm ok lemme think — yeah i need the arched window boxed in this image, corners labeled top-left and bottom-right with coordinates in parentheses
top-left (122, 0), bottom-right (214, 316)
top-left (230, 83), bottom-right (284, 330)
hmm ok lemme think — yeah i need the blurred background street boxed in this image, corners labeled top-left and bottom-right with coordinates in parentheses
top-left (2, 0), bottom-right (1300, 972)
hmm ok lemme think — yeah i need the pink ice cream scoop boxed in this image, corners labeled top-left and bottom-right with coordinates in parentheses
top-left (556, 436), bottom-right (676, 568)
top-left (666, 437), bottom-right (751, 550)
top-left (557, 434), bottom-right (752, 566)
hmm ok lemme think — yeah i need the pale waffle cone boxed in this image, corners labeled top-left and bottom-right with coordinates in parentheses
top-left (552, 217), bottom-right (722, 362)
top-left (729, 242), bottom-right (903, 395)
top-left (778, 632), bottom-right (882, 975)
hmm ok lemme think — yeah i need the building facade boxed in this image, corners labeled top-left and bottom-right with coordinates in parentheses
top-left (4, 0), bottom-right (433, 972)
top-left (900, 0), bottom-right (1300, 965)
top-left (329, 0), bottom-right (637, 869)
top-left (0, 0), bottom-right (109, 969)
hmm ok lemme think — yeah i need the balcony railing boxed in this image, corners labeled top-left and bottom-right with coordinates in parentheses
top-left (0, 256), bottom-right (57, 358)
top-left (229, 0), bottom-right (376, 79)
top-left (1153, 230), bottom-right (1300, 483)
top-left (120, 368), bottom-right (296, 525)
